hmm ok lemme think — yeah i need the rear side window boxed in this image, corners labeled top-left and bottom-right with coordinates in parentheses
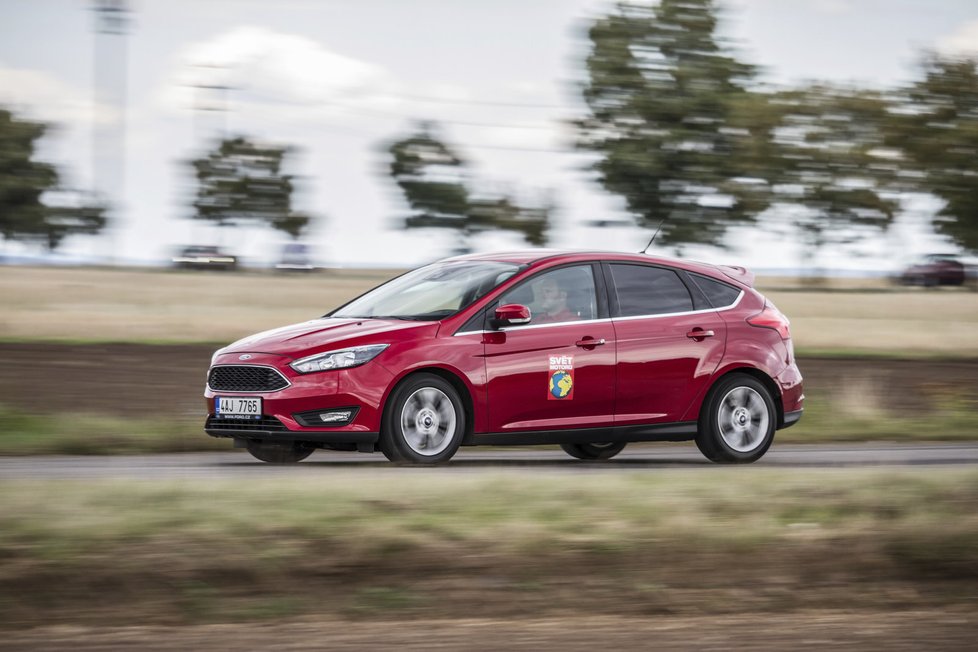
top-left (609, 264), bottom-right (693, 317)
top-left (689, 273), bottom-right (741, 309)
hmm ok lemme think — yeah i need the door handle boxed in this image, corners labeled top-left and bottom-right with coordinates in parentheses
top-left (575, 337), bottom-right (606, 348)
top-left (686, 329), bottom-right (715, 340)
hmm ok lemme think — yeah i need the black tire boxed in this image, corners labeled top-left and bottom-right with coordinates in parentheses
top-left (560, 441), bottom-right (626, 460)
top-left (380, 373), bottom-right (465, 464)
top-left (246, 439), bottom-right (315, 463)
top-left (695, 373), bottom-right (777, 464)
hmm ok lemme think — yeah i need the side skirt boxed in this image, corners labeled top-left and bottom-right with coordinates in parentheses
top-left (468, 422), bottom-right (698, 446)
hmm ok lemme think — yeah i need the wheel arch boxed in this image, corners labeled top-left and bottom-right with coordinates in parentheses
top-left (699, 367), bottom-right (785, 429)
top-left (382, 366), bottom-right (476, 445)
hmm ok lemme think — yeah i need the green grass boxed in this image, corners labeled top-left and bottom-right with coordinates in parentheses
top-left (780, 395), bottom-right (978, 443)
top-left (779, 373), bottom-right (978, 443)
top-left (0, 405), bottom-right (225, 455)
top-left (0, 469), bottom-right (976, 626)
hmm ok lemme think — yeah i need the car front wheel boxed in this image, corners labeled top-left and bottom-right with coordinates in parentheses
top-left (560, 442), bottom-right (626, 460)
top-left (696, 374), bottom-right (776, 464)
top-left (381, 373), bottom-right (465, 464)
top-left (246, 439), bottom-right (315, 463)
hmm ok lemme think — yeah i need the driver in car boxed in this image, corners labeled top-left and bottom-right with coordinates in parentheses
top-left (532, 276), bottom-right (578, 324)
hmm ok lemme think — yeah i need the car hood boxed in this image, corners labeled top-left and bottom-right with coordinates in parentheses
top-left (221, 318), bottom-right (436, 358)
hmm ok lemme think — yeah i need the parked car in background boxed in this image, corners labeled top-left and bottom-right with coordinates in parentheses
top-left (204, 250), bottom-right (803, 465)
top-left (275, 242), bottom-right (314, 272)
top-left (172, 245), bottom-right (238, 271)
top-left (898, 254), bottom-right (965, 287)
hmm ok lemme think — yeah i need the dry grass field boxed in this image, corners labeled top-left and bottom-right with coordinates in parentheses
top-left (1, 265), bottom-right (977, 355)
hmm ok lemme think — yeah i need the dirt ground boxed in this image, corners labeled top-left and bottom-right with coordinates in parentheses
top-left (3, 611), bottom-right (976, 651)
top-left (0, 342), bottom-right (975, 419)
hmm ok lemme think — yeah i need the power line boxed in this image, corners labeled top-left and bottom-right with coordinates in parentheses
top-left (233, 86), bottom-right (568, 131)
top-left (378, 91), bottom-right (567, 110)
top-left (316, 99), bottom-right (563, 131)
top-left (309, 121), bottom-right (575, 154)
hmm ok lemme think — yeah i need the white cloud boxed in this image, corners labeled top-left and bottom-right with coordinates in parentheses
top-left (937, 20), bottom-right (978, 57)
top-left (159, 26), bottom-right (396, 122)
top-left (0, 65), bottom-right (98, 126)
top-left (727, 0), bottom-right (851, 14)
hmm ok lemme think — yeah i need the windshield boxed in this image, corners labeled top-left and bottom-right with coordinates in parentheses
top-left (331, 260), bottom-right (520, 321)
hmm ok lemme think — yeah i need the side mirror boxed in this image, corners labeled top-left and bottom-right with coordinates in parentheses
top-left (493, 303), bottom-right (531, 328)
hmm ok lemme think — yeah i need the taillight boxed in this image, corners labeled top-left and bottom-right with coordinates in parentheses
top-left (747, 303), bottom-right (791, 340)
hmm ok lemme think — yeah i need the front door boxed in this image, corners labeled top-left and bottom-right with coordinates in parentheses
top-left (483, 264), bottom-right (617, 433)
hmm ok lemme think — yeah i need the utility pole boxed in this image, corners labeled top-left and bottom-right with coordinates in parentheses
top-left (92, 0), bottom-right (130, 263)
top-left (191, 63), bottom-right (232, 151)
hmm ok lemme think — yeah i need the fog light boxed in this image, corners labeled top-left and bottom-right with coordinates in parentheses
top-left (319, 410), bottom-right (353, 423)
top-left (292, 407), bottom-right (358, 427)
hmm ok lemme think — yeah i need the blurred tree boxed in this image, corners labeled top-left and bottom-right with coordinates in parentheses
top-left (191, 136), bottom-right (310, 239)
top-left (765, 86), bottom-right (900, 266)
top-left (0, 108), bottom-right (106, 250)
top-left (893, 56), bottom-right (978, 252)
top-left (37, 196), bottom-right (108, 251)
top-left (388, 124), bottom-right (549, 250)
top-left (577, 0), bottom-right (772, 252)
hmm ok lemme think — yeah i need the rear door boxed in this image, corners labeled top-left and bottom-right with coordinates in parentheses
top-left (604, 263), bottom-right (727, 425)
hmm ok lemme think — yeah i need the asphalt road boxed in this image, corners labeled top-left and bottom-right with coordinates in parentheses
top-left (2, 443), bottom-right (977, 479)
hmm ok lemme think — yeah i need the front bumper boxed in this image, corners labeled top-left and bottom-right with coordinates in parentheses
top-left (204, 415), bottom-right (378, 444)
top-left (204, 351), bottom-right (394, 444)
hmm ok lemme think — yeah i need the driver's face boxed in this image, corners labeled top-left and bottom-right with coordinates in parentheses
top-left (534, 279), bottom-right (566, 312)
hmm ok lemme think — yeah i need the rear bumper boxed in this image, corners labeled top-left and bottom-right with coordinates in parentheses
top-left (781, 408), bottom-right (803, 429)
top-left (775, 362), bottom-right (804, 414)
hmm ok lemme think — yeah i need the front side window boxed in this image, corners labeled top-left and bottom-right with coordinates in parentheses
top-left (498, 265), bottom-right (597, 325)
top-left (331, 261), bottom-right (519, 321)
top-left (609, 264), bottom-right (693, 317)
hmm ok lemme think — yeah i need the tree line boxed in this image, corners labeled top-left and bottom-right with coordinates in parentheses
top-left (2, 0), bottom-right (976, 259)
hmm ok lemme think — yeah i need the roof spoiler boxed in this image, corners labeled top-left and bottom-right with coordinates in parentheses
top-left (718, 265), bottom-right (755, 288)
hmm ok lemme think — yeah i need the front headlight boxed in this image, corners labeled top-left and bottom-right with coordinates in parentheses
top-left (289, 344), bottom-right (389, 374)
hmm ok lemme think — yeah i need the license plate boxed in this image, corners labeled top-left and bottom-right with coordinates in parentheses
top-left (215, 396), bottom-right (262, 419)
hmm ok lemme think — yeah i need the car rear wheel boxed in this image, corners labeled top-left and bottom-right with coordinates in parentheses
top-left (560, 442), bottom-right (626, 460)
top-left (246, 440), bottom-right (315, 463)
top-left (381, 373), bottom-right (465, 464)
top-left (696, 374), bottom-right (776, 464)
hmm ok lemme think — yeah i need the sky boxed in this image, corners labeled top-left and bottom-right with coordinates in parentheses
top-left (2, 0), bottom-right (978, 271)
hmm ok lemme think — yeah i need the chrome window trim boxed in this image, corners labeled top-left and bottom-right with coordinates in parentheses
top-left (453, 290), bottom-right (744, 336)
top-left (454, 317), bottom-right (611, 336)
top-left (686, 272), bottom-right (744, 310)
top-left (612, 290), bottom-right (744, 322)
top-left (207, 363), bottom-right (292, 393)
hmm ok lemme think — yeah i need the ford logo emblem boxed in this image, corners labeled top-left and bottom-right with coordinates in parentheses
top-left (239, 354), bottom-right (253, 360)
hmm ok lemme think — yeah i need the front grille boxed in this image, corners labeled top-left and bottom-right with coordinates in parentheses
top-left (206, 415), bottom-right (288, 432)
top-left (208, 365), bottom-right (289, 392)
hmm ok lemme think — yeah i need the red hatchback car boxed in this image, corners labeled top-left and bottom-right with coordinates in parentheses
top-left (205, 251), bottom-right (803, 464)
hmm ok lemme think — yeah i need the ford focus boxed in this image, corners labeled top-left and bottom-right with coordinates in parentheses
top-left (205, 250), bottom-right (803, 464)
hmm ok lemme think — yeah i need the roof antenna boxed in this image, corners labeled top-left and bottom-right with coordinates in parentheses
top-left (641, 215), bottom-right (667, 254)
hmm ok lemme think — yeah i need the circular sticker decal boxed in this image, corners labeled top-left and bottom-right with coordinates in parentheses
top-left (549, 370), bottom-right (573, 399)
